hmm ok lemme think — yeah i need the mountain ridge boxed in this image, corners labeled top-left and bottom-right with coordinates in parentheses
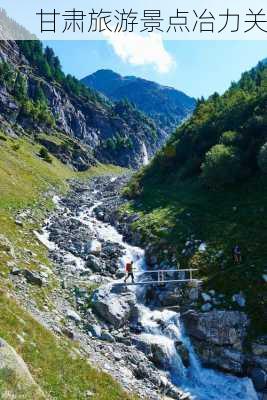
top-left (81, 69), bottom-right (196, 135)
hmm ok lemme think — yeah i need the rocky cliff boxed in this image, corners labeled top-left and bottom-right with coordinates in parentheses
top-left (0, 41), bottom-right (164, 169)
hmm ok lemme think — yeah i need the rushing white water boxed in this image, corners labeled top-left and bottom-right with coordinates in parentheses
top-left (141, 142), bottom-right (149, 166)
top-left (38, 178), bottom-right (258, 400)
top-left (75, 186), bottom-right (257, 399)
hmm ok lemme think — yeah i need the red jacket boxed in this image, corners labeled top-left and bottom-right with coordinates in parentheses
top-left (126, 263), bottom-right (133, 273)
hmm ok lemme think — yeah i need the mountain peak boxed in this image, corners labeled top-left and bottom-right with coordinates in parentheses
top-left (81, 70), bottom-right (196, 134)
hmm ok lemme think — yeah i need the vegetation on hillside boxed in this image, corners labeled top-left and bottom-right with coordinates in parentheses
top-left (17, 41), bottom-right (103, 103)
top-left (134, 61), bottom-right (267, 188)
top-left (0, 60), bottom-right (55, 127)
top-left (123, 62), bottom-right (267, 337)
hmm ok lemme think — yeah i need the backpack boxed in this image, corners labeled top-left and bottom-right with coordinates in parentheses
top-left (126, 263), bottom-right (132, 272)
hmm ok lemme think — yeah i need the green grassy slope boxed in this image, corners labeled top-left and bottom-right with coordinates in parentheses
top-left (122, 173), bottom-right (267, 336)
top-left (0, 133), bottom-right (134, 400)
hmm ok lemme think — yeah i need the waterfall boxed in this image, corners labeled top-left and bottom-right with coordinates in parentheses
top-left (141, 142), bottom-right (149, 166)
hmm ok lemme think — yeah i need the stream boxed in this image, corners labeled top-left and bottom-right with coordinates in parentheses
top-left (38, 176), bottom-right (258, 400)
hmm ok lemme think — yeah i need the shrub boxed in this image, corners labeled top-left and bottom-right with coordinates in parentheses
top-left (39, 147), bottom-right (52, 163)
top-left (11, 143), bottom-right (20, 151)
top-left (13, 72), bottom-right (27, 101)
top-left (20, 100), bottom-right (55, 128)
top-left (201, 144), bottom-right (242, 187)
top-left (258, 142), bottom-right (267, 173)
top-left (220, 130), bottom-right (239, 146)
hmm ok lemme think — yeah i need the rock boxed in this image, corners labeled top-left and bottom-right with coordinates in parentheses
top-left (183, 310), bottom-right (249, 346)
top-left (253, 355), bottom-right (267, 373)
top-left (85, 390), bottom-right (94, 398)
top-left (87, 324), bottom-right (102, 338)
top-left (188, 287), bottom-right (199, 301)
top-left (66, 309), bottom-right (81, 323)
top-left (133, 334), bottom-right (182, 372)
top-left (182, 310), bottom-right (249, 374)
top-left (0, 234), bottom-right (15, 257)
top-left (113, 352), bottom-right (122, 361)
top-left (232, 292), bottom-right (246, 307)
top-left (250, 368), bottom-right (267, 391)
top-left (10, 267), bottom-right (21, 275)
top-left (174, 341), bottom-right (190, 367)
top-left (201, 303), bottom-right (212, 312)
top-left (101, 331), bottom-right (116, 343)
top-left (62, 327), bottom-right (76, 340)
top-left (86, 255), bottom-right (102, 272)
top-left (22, 269), bottom-right (43, 286)
top-left (252, 339), bottom-right (267, 357)
top-left (0, 337), bottom-right (45, 398)
top-left (52, 326), bottom-right (62, 335)
top-left (201, 292), bottom-right (211, 302)
top-left (158, 289), bottom-right (182, 307)
top-left (92, 284), bottom-right (137, 328)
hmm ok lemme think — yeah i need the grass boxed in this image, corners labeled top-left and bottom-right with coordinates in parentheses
top-left (122, 171), bottom-right (267, 338)
top-left (0, 292), bottom-right (136, 400)
top-left (0, 133), bottom-right (134, 399)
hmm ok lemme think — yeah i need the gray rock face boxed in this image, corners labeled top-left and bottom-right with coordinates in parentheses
top-left (182, 310), bottom-right (249, 374)
top-left (183, 310), bottom-right (249, 347)
top-left (92, 284), bottom-right (137, 328)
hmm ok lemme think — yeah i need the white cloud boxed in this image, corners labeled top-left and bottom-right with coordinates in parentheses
top-left (103, 31), bottom-right (174, 73)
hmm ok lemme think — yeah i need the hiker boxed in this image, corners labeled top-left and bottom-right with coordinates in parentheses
top-left (233, 245), bottom-right (242, 264)
top-left (124, 260), bottom-right (134, 283)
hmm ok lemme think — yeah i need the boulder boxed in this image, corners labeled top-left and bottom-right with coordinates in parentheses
top-left (182, 310), bottom-right (249, 347)
top-left (232, 292), bottom-right (246, 307)
top-left (250, 368), bottom-right (267, 391)
top-left (66, 309), bottom-right (81, 323)
top-left (22, 270), bottom-right (43, 287)
top-left (201, 303), bottom-right (212, 312)
top-left (86, 255), bottom-right (102, 272)
top-left (10, 267), bottom-right (21, 276)
top-left (201, 292), bottom-right (212, 302)
top-left (62, 327), bottom-right (76, 340)
top-left (101, 331), bottom-right (116, 343)
top-left (0, 337), bottom-right (45, 399)
top-left (182, 310), bottom-right (249, 374)
top-left (92, 284), bottom-right (137, 328)
top-left (252, 337), bottom-right (267, 357)
top-left (87, 324), bottom-right (102, 338)
top-left (133, 335), bottom-right (172, 370)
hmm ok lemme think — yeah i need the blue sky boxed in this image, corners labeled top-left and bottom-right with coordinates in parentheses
top-left (44, 40), bottom-right (267, 99)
